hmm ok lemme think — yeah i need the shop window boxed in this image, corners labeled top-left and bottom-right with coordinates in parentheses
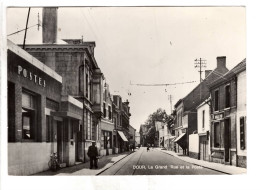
top-left (102, 131), bottom-right (112, 149)
top-left (225, 85), bottom-right (231, 108)
top-left (214, 122), bottom-right (221, 148)
top-left (22, 91), bottom-right (36, 140)
top-left (108, 105), bottom-right (112, 120)
top-left (214, 90), bottom-right (219, 111)
top-left (240, 116), bottom-right (246, 150)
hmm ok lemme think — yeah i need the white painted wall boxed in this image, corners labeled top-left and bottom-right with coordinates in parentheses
top-left (8, 142), bottom-right (55, 175)
top-left (237, 70), bottom-right (247, 156)
top-left (189, 134), bottom-right (199, 153)
top-left (197, 103), bottom-right (210, 134)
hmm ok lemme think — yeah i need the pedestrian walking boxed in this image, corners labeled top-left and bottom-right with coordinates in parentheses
top-left (147, 144), bottom-right (150, 152)
top-left (87, 142), bottom-right (98, 169)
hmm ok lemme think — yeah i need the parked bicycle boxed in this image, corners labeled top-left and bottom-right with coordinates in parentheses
top-left (48, 152), bottom-right (60, 172)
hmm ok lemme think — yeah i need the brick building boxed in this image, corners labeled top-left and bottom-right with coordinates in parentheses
top-left (174, 56), bottom-right (229, 157)
top-left (112, 95), bottom-right (130, 153)
top-left (23, 8), bottom-right (105, 164)
top-left (7, 40), bottom-right (82, 175)
top-left (99, 82), bottom-right (114, 156)
top-left (209, 58), bottom-right (246, 167)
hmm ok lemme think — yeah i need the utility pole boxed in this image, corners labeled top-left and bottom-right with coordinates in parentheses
top-left (23, 7), bottom-right (31, 49)
top-left (194, 58), bottom-right (207, 83)
top-left (168, 95), bottom-right (173, 114)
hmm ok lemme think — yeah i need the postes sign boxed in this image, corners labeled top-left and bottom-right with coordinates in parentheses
top-left (18, 65), bottom-right (46, 87)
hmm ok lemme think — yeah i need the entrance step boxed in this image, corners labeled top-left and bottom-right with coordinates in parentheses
top-left (75, 162), bottom-right (82, 165)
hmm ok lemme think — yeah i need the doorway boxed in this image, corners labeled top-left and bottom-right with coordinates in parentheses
top-left (57, 121), bottom-right (63, 163)
top-left (224, 119), bottom-right (230, 163)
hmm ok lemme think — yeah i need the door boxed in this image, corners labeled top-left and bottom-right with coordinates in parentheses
top-left (57, 121), bottom-right (63, 163)
top-left (224, 119), bottom-right (230, 163)
top-left (75, 124), bottom-right (82, 162)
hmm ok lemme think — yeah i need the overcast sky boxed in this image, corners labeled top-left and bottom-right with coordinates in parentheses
top-left (6, 7), bottom-right (246, 131)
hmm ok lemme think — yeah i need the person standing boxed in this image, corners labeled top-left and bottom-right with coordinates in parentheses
top-left (87, 142), bottom-right (98, 169)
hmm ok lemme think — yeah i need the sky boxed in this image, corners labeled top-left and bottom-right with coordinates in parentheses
top-left (6, 7), bottom-right (246, 131)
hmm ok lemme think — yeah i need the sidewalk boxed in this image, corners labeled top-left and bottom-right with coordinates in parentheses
top-left (157, 148), bottom-right (247, 175)
top-left (32, 151), bottom-right (133, 176)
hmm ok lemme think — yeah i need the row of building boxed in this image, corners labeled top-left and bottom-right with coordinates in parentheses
top-left (7, 8), bottom-right (136, 175)
top-left (140, 56), bottom-right (246, 168)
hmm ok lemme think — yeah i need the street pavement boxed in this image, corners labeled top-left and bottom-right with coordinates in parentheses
top-left (159, 148), bottom-right (247, 175)
top-left (99, 147), bottom-right (224, 175)
top-left (32, 151), bottom-right (132, 176)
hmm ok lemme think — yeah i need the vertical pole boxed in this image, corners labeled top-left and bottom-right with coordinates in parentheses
top-left (23, 7), bottom-right (31, 49)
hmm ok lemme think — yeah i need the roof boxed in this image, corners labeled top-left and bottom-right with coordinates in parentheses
top-left (209, 58), bottom-right (246, 88)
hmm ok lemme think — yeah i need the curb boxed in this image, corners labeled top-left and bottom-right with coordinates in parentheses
top-left (160, 150), bottom-right (231, 175)
top-left (96, 151), bottom-right (134, 175)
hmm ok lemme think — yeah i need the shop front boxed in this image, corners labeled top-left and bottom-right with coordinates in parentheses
top-left (211, 110), bottom-right (237, 165)
top-left (117, 130), bottom-right (128, 153)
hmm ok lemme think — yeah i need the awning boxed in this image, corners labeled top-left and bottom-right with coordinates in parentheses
top-left (118, 131), bottom-right (128, 142)
top-left (169, 136), bottom-right (176, 141)
top-left (174, 133), bottom-right (187, 149)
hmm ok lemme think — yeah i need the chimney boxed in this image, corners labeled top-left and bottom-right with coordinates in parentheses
top-left (216, 56), bottom-right (226, 69)
top-left (205, 70), bottom-right (212, 78)
top-left (42, 7), bottom-right (58, 44)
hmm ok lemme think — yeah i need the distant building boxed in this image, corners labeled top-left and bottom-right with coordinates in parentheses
top-left (112, 95), bottom-right (130, 153)
top-left (129, 125), bottom-right (136, 147)
top-left (135, 132), bottom-right (141, 146)
top-left (139, 124), bottom-right (149, 146)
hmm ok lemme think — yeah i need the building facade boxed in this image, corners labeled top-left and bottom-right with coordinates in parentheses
top-left (209, 59), bottom-right (246, 166)
top-left (8, 40), bottom-right (83, 175)
top-left (129, 125), bottom-right (136, 148)
top-left (22, 8), bottom-right (106, 163)
top-left (99, 82), bottom-right (114, 156)
top-left (112, 95), bottom-right (130, 153)
top-left (174, 56), bottom-right (229, 157)
top-left (135, 132), bottom-right (141, 147)
top-left (236, 61), bottom-right (246, 168)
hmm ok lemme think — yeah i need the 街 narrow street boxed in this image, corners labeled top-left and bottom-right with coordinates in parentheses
top-left (99, 147), bottom-right (224, 175)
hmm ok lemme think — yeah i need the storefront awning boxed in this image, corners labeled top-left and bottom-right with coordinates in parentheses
top-left (174, 133), bottom-right (186, 142)
top-left (169, 136), bottom-right (176, 141)
top-left (174, 133), bottom-right (187, 149)
top-left (118, 131), bottom-right (128, 142)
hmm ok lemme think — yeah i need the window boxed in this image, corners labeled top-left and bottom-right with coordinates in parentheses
top-left (22, 91), bottom-right (36, 140)
top-left (214, 90), bottom-right (219, 111)
top-left (108, 105), bottom-right (112, 120)
top-left (78, 65), bottom-right (84, 95)
top-left (240, 117), bottom-right (246, 150)
top-left (70, 121), bottom-right (74, 140)
top-left (214, 122), bottom-right (221, 147)
top-left (101, 131), bottom-right (112, 149)
top-left (225, 85), bottom-right (231, 108)
top-left (103, 103), bottom-right (106, 118)
top-left (86, 74), bottom-right (89, 98)
top-left (202, 110), bottom-right (205, 129)
top-left (46, 115), bottom-right (52, 142)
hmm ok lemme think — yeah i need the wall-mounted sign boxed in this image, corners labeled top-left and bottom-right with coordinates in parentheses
top-left (214, 113), bottom-right (224, 120)
top-left (18, 65), bottom-right (46, 87)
